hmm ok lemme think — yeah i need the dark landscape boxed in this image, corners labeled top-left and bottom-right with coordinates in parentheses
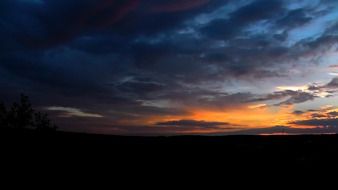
top-left (2, 128), bottom-right (338, 168)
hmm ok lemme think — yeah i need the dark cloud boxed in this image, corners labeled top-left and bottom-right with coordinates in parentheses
top-left (249, 76), bottom-right (338, 106)
top-left (328, 111), bottom-right (338, 117)
top-left (200, 18), bottom-right (239, 40)
top-left (276, 8), bottom-right (312, 29)
top-left (150, 0), bottom-right (211, 13)
top-left (307, 77), bottom-right (338, 95)
top-left (291, 118), bottom-right (338, 127)
top-left (156, 120), bottom-right (231, 128)
top-left (201, 0), bottom-right (284, 40)
top-left (231, 0), bottom-right (283, 22)
top-left (275, 91), bottom-right (316, 106)
top-left (0, 0), bottom-right (228, 49)
top-left (293, 110), bottom-right (304, 115)
top-left (116, 80), bottom-right (165, 94)
top-left (327, 77), bottom-right (338, 88)
top-left (311, 113), bottom-right (327, 119)
top-left (248, 90), bottom-right (317, 106)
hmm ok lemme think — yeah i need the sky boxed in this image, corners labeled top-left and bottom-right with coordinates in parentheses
top-left (1, 0), bottom-right (338, 135)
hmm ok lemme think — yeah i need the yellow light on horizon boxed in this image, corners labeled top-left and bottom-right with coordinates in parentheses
top-left (276, 85), bottom-right (308, 91)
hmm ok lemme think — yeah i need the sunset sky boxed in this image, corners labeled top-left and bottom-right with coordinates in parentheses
top-left (1, 0), bottom-right (338, 135)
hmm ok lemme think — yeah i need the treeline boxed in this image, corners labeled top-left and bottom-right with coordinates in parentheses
top-left (0, 94), bottom-right (56, 131)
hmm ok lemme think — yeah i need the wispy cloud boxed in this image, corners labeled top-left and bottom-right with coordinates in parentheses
top-left (248, 104), bottom-right (267, 109)
top-left (46, 107), bottom-right (103, 118)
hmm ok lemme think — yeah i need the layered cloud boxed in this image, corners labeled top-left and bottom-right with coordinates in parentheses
top-left (292, 118), bottom-right (338, 127)
top-left (248, 77), bottom-right (338, 106)
top-left (290, 104), bottom-right (338, 129)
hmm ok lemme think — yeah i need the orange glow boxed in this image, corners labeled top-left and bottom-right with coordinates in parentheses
top-left (190, 105), bottom-right (297, 128)
top-left (260, 133), bottom-right (290, 136)
top-left (113, 104), bottom-right (337, 134)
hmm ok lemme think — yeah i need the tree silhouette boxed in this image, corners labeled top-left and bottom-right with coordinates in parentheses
top-left (34, 112), bottom-right (57, 132)
top-left (0, 101), bottom-right (7, 127)
top-left (6, 94), bottom-right (34, 129)
top-left (0, 94), bottom-right (57, 131)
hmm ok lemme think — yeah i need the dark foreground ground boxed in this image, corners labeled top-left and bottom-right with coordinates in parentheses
top-left (2, 128), bottom-right (338, 169)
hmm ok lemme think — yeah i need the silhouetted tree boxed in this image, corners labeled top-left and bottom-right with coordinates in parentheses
top-left (7, 94), bottom-right (34, 129)
top-left (0, 101), bottom-right (7, 127)
top-left (34, 112), bottom-right (57, 132)
top-left (0, 94), bottom-right (57, 131)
